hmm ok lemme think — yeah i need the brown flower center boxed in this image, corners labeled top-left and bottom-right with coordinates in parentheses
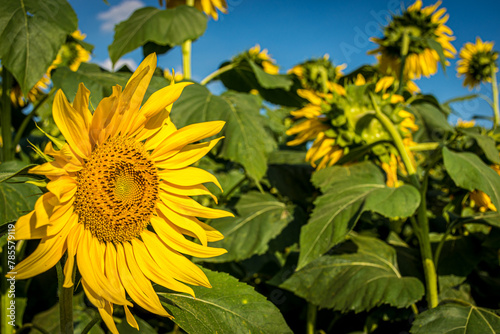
top-left (74, 137), bottom-right (159, 243)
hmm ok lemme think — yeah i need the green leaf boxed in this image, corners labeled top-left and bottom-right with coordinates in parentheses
top-left (410, 303), bottom-right (500, 334)
top-left (0, 0), bottom-right (77, 94)
top-left (443, 147), bottom-right (500, 212)
top-left (459, 128), bottom-right (500, 164)
top-left (170, 84), bottom-right (277, 182)
top-left (204, 192), bottom-right (294, 263)
top-left (109, 6), bottom-right (207, 64)
top-left (426, 38), bottom-right (448, 72)
top-left (0, 178), bottom-right (41, 226)
top-left (0, 161), bottom-right (36, 183)
top-left (159, 268), bottom-right (292, 334)
top-left (218, 59), bottom-right (304, 107)
top-left (219, 92), bottom-right (277, 181)
top-left (52, 63), bottom-right (170, 108)
top-left (31, 292), bottom-right (104, 334)
top-left (298, 162), bottom-right (420, 269)
top-left (411, 101), bottom-right (455, 135)
top-left (281, 235), bottom-right (425, 312)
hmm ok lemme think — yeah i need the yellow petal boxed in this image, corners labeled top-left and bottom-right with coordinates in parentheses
top-left (98, 302), bottom-right (119, 334)
top-left (160, 181), bottom-right (217, 203)
top-left (151, 121), bottom-right (225, 160)
top-left (141, 229), bottom-right (211, 287)
top-left (158, 167), bottom-right (222, 191)
top-left (131, 238), bottom-right (196, 296)
top-left (151, 215), bottom-right (227, 258)
top-left (154, 137), bottom-right (223, 169)
top-left (53, 90), bottom-right (91, 159)
top-left (46, 176), bottom-right (77, 203)
top-left (72, 83), bottom-right (92, 128)
top-left (124, 306), bottom-right (139, 330)
top-left (159, 190), bottom-right (233, 219)
top-left (116, 242), bottom-right (171, 317)
top-left (156, 200), bottom-right (208, 246)
top-left (14, 222), bottom-right (72, 279)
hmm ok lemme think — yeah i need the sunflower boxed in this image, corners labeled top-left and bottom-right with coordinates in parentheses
top-left (248, 44), bottom-right (279, 75)
top-left (286, 76), bottom-right (418, 171)
top-left (164, 0), bottom-right (227, 20)
top-left (12, 54), bottom-right (232, 333)
top-left (369, 0), bottom-right (456, 80)
top-left (164, 68), bottom-right (184, 83)
top-left (289, 55), bottom-right (346, 94)
top-left (469, 164), bottom-right (500, 212)
top-left (50, 30), bottom-right (91, 73)
top-left (457, 37), bottom-right (498, 89)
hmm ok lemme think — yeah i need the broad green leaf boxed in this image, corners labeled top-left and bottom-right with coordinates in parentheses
top-left (434, 235), bottom-right (481, 277)
top-left (298, 162), bottom-right (420, 269)
top-left (460, 128), bottom-right (500, 164)
top-left (218, 59), bottom-right (304, 107)
top-left (0, 0), bottom-right (77, 94)
top-left (0, 161), bottom-right (36, 183)
top-left (204, 192), bottom-right (294, 263)
top-left (109, 6), bottom-right (207, 64)
top-left (0, 178), bottom-right (41, 226)
top-left (281, 235), bottom-right (425, 312)
top-left (170, 84), bottom-right (277, 182)
top-left (159, 268), bottom-right (292, 334)
top-left (219, 92), bottom-right (277, 181)
top-left (52, 63), bottom-right (170, 108)
top-left (411, 101), bottom-right (454, 142)
top-left (443, 147), bottom-right (500, 212)
top-left (30, 292), bottom-right (104, 334)
top-left (410, 303), bottom-right (500, 334)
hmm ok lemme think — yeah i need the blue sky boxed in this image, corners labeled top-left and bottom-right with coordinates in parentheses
top-left (69, 0), bottom-right (500, 126)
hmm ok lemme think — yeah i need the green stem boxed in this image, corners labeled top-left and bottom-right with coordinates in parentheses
top-left (12, 89), bottom-right (54, 149)
top-left (181, 40), bottom-right (192, 80)
top-left (1, 69), bottom-right (14, 161)
top-left (57, 261), bottom-right (74, 334)
top-left (200, 63), bottom-right (236, 85)
top-left (490, 63), bottom-right (499, 128)
top-left (1, 243), bottom-right (14, 334)
top-left (80, 314), bottom-right (101, 334)
top-left (408, 142), bottom-right (439, 152)
top-left (370, 93), bottom-right (439, 309)
top-left (181, 0), bottom-right (195, 80)
top-left (397, 30), bottom-right (410, 95)
top-left (306, 303), bottom-right (317, 334)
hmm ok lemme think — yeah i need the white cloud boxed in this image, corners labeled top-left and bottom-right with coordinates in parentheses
top-left (97, 0), bottom-right (144, 32)
top-left (96, 58), bottom-right (138, 72)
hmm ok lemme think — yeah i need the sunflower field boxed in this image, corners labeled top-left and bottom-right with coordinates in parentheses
top-left (1, 0), bottom-right (500, 333)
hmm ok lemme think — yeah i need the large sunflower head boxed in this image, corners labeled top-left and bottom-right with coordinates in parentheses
top-left (457, 37), bottom-right (498, 89)
top-left (369, 0), bottom-right (456, 80)
top-left (13, 54), bottom-right (232, 333)
top-left (164, 0), bottom-right (227, 20)
top-left (289, 55), bottom-right (346, 94)
top-left (286, 76), bottom-right (418, 171)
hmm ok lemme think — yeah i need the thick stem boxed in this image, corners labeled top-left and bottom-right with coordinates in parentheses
top-left (491, 63), bottom-right (499, 128)
top-left (57, 262), bottom-right (74, 334)
top-left (181, 0), bottom-right (195, 80)
top-left (181, 41), bottom-right (192, 80)
top-left (370, 94), bottom-right (439, 308)
top-left (306, 303), bottom-right (317, 334)
top-left (397, 30), bottom-right (410, 95)
top-left (200, 63), bottom-right (236, 86)
top-left (1, 69), bottom-right (14, 161)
